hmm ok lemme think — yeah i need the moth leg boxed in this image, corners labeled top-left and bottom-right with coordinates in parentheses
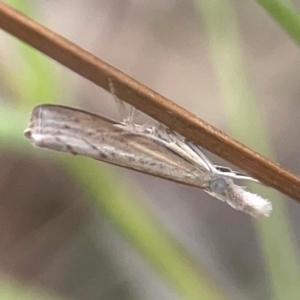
top-left (128, 105), bottom-right (140, 125)
top-left (186, 142), bottom-right (217, 173)
top-left (137, 120), bottom-right (154, 134)
top-left (108, 78), bottom-right (139, 129)
top-left (155, 124), bottom-right (175, 143)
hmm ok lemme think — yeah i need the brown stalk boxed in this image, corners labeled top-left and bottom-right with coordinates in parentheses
top-left (0, 1), bottom-right (300, 202)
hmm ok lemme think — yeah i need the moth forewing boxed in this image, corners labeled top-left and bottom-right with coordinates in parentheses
top-left (25, 104), bottom-right (212, 188)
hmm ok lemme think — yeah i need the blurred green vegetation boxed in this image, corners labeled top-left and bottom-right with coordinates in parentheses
top-left (196, 0), bottom-right (300, 299)
top-left (0, 276), bottom-right (64, 300)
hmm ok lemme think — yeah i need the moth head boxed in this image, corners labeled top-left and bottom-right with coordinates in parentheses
top-left (209, 177), bottom-right (227, 195)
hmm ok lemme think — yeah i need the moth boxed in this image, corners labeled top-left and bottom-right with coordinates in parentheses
top-left (24, 100), bottom-right (271, 218)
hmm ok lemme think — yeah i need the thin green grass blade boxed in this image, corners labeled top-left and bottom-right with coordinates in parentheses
top-left (66, 156), bottom-right (227, 300)
top-left (4, 0), bottom-right (61, 108)
top-left (254, 0), bottom-right (300, 46)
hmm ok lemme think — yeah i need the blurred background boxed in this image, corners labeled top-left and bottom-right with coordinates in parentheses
top-left (0, 0), bottom-right (300, 299)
